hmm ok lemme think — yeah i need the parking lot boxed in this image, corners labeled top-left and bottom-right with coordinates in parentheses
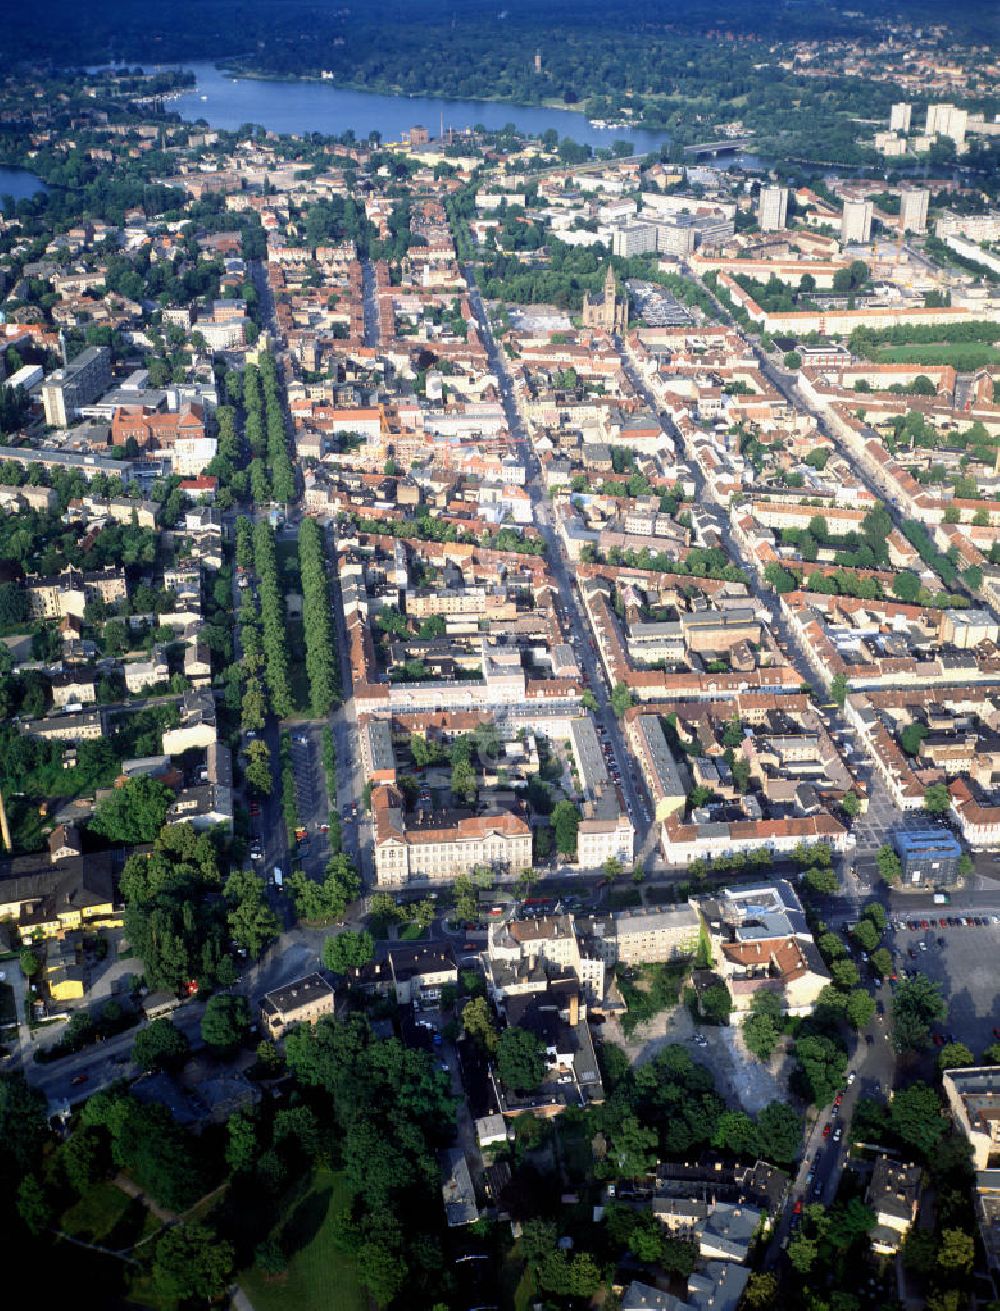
top-left (893, 913), bottom-right (1000, 1056)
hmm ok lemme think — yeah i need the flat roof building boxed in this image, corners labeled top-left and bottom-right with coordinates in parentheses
top-left (758, 186), bottom-right (788, 233)
top-left (943, 1066), bottom-right (1000, 1170)
top-left (892, 829), bottom-right (963, 888)
top-left (41, 346), bottom-right (111, 427)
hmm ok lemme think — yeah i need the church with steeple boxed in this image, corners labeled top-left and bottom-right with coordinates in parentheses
top-left (581, 265), bottom-right (628, 334)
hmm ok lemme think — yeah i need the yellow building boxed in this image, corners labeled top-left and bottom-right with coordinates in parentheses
top-left (45, 935), bottom-right (86, 1002)
top-left (0, 852), bottom-right (120, 943)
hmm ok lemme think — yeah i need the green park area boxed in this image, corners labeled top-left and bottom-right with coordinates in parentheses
top-left (61, 1179), bottom-right (155, 1246)
top-left (240, 1169), bottom-right (366, 1311)
top-left (873, 342), bottom-right (1000, 370)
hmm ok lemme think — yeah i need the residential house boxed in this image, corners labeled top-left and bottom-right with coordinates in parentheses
top-left (260, 973), bottom-right (336, 1040)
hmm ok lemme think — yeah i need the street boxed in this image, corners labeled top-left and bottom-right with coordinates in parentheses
top-left (464, 269), bottom-right (652, 859)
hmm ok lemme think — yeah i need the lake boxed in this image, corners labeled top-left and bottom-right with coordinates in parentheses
top-left (0, 167), bottom-right (47, 209)
top-left (164, 61), bottom-right (672, 154)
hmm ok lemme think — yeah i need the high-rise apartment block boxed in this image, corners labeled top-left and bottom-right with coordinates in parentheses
top-left (899, 187), bottom-right (929, 235)
top-left (758, 185), bottom-right (789, 232)
top-left (925, 103), bottom-right (968, 148)
top-left (41, 346), bottom-right (111, 428)
top-left (841, 197), bottom-right (874, 245)
top-left (890, 102), bottom-right (912, 133)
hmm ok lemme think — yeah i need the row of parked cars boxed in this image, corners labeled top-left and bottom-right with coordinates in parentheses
top-left (897, 914), bottom-right (999, 930)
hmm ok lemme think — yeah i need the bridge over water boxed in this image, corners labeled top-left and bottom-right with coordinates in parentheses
top-left (683, 135), bottom-right (756, 157)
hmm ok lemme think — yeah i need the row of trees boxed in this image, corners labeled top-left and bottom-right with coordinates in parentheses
top-left (297, 517), bottom-right (341, 715)
top-left (257, 354), bottom-right (296, 504)
top-left (251, 518), bottom-right (294, 718)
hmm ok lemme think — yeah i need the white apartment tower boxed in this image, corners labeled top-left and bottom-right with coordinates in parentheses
top-left (758, 185), bottom-right (789, 232)
top-left (899, 187), bottom-right (929, 235)
top-left (841, 197), bottom-right (874, 245)
top-left (890, 102), bottom-right (912, 134)
top-left (925, 103), bottom-right (968, 148)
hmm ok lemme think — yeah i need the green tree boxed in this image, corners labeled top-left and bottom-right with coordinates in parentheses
top-left (841, 790), bottom-right (860, 817)
top-left (712, 1109), bottom-right (759, 1157)
top-left (804, 864), bottom-right (838, 895)
top-left (132, 1018), bottom-right (190, 1073)
top-left (764, 562), bottom-right (796, 594)
top-left (830, 959), bottom-right (860, 990)
top-left (462, 997), bottom-right (498, 1054)
top-left (938, 1041), bottom-right (974, 1072)
top-left (743, 1011), bottom-right (779, 1061)
top-left (700, 982), bottom-right (732, 1026)
top-left (863, 901), bottom-right (887, 933)
top-left (817, 931), bottom-right (848, 961)
top-left (16, 1174), bottom-right (52, 1235)
top-left (756, 1102), bottom-right (803, 1166)
top-left (851, 919), bottom-right (880, 953)
top-left (255, 1236), bottom-right (287, 1277)
top-left (450, 756), bottom-right (477, 804)
top-left (60, 1126), bottom-right (110, 1194)
top-left (889, 1082), bottom-right (947, 1156)
top-left (787, 1234), bottom-right (817, 1273)
top-left (924, 782), bottom-right (952, 815)
top-left (792, 1034), bottom-right (847, 1106)
top-left (870, 947), bottom-right (893, 978)
top-left (902, 1227), bottom-right (938, 1277)
top-left (610, 680), bottom-right (634, 717)
top-left (225, 1107), bottom-right (261, 1174)
top-left (551, 799), bottom-right (581, 857)
top-left (608, 1114), bottom-right (659, 1177)
top-left (892, 976), bottom-right (947, 1053)
top-left (496, 1025), bottom-right (545, 1094)
top-left (846, 989), bottom-right (877, 1030)
top-left (893, 572), bottom-right (922, 604)
top-left (937, 1227), bottom-right (974, 1275)
top-left (784, 351), bottom-right (802, 370)
top-left (876, 844), bottom-right (903, 885)
top-left (322, 929), bottom-right (375, 973)
top-left (742, 1272), bottom-right (779, 1310)
top-left (225, 867), bottom-right (280, 958)
top-left (89, 775), bottom-right (173, 844)
top-left (152, 1222), bottom-right (235, 1307)
top-left (244, 739), bottom-right (273, 794)
top-left (200, 994), bottom-right (251, 1053)
top-left (830, 672), bottom-right (848, 707)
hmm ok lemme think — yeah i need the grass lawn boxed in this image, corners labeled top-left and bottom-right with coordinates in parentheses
top-left (61, 1181), bottom-right (138, 1244)
top-left (285, 616), bottom-right (312, 714)
top-left (398, 922), bottom-right (425, 941)
top-left (240, 1168), bottom-right (366, 1311)
top-left (873, 343), bottom-right (1000, 370)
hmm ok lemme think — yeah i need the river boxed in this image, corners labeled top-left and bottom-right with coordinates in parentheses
top-left (0, 167), bottom-right (47, 209)
top-left (161, 61), bottom-right (672, 153)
